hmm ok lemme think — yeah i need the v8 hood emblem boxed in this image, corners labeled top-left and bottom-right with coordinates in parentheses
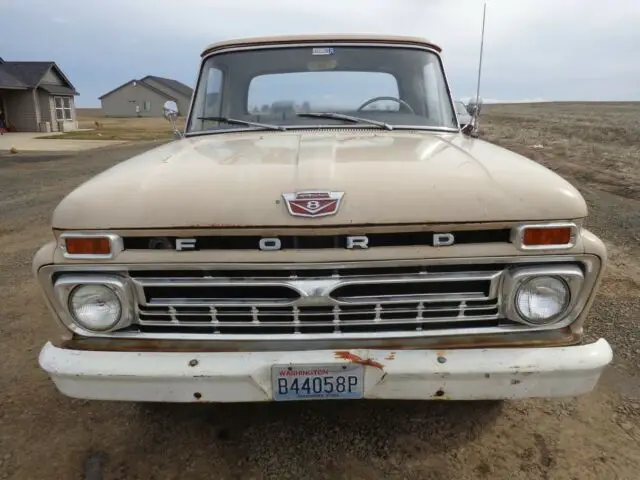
top-left (282, 190), bottom-right (345, 218)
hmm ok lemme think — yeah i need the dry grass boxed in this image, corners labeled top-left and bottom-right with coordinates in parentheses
top-left (39, 108), bottom-right (176, 141)
top-left (480, 102), bottom-right (640, 200)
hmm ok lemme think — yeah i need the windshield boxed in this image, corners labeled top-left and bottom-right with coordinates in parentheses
top-left (454, 101), bottom-right (469, 115)
top-left (187, 45), bottom-right (458, 133)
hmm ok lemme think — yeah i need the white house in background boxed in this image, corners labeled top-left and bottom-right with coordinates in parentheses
top-left (98, 75), bottom-right (193, 117)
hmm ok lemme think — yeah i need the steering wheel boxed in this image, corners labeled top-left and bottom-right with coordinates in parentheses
top-left (356, 96), bottom-right (415, 114)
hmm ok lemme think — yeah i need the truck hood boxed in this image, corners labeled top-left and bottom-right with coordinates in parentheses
top-left (53, 130), bottom-right (587, 229)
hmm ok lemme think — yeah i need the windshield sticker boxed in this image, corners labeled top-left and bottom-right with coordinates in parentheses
top-left (312, 47), bottom-right (335, 56)
top-left (307, 59), bottom-right (338, 71)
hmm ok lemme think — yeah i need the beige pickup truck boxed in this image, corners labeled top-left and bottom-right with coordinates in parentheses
top-left (34, 34), bottom-right (612, 403)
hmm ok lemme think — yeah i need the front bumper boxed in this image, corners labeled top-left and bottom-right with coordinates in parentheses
top-left (39, 339), bottom-right (613, 402)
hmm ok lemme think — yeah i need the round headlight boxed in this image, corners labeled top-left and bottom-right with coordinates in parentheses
top-left (515, 276), bottom-right (569, 324)
top-left (68, 284), bottom-right (122, 331)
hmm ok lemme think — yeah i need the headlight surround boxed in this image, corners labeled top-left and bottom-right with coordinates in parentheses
top-left (68, 284), bottom-right (122, 331)
top-left (514, 276), bottom-right (569, 324)
top-left (53, 275), bottom-right (133, 333)
top-left (503, 265), bottom-right (585, 327)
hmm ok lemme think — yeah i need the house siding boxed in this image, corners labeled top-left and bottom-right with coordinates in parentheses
top-left (100, 82), bottom-right (173, 117)
top-left (38, 90), bottom-right (54, 130)
top-left (142, 78), bottom-right (191, 116)
top-left (2, 89), bottom-right (39, 131)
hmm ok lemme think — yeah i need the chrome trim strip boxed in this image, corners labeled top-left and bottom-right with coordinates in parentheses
top-left (37, 254), bottom-right (601, 341)
top-left (511, 222), bottom-right (579, 251)
top-left (138, 303), bottom-right (497, 316)
top-left (58, 232), bottom-right (123, 260)
top-left (40, 255), bottom-right (589, 272)
top-left (136, 316), bottom-right (500, 329)
top-left (132, 271), bottom-right (501, 308)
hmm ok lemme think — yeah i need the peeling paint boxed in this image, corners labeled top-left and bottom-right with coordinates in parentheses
top-left (334, 351), bottom-right (384, 370)
top-left (385, 352), bottom-right (396, 361)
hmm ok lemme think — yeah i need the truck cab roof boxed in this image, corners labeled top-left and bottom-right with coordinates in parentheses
top-left (201, 34), bottom-right (442, 57)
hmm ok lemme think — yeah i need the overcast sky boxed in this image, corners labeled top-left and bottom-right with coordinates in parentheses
top-left (4, 0), bottom-right (639, 106)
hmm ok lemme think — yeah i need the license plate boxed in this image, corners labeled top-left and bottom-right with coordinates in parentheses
top-left (271, 363), bottom-right (364, 401)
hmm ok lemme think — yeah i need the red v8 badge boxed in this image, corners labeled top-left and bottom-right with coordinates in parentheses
top-left (282, 190), bottom-right (345, 218)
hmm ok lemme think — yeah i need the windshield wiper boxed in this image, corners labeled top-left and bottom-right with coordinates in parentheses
top-left (296, 112), bottom-right (393, 130)
top-left (197, 116), bottom-right (286, 131)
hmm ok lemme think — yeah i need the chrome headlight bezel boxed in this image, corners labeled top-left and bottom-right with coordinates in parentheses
top-left (502, 265), bottom-right (584, 326)
top-left (53, 275), bottom-right (134, 333)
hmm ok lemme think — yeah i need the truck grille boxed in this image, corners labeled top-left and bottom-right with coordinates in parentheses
top-left (130, 264), bottom-right (505, 335)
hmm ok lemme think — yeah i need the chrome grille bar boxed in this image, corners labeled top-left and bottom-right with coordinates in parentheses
top-left (132, 268), bottom-right (503, 334)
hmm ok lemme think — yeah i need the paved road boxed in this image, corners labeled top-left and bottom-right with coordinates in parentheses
top-left (0, 140), bottom-right (638, 480)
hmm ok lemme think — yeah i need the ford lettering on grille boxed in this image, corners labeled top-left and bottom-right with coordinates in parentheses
top-left (172, 233), bottom-right (456, 251)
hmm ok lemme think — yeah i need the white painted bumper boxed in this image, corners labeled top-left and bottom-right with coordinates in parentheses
top-left (38, 339), bottom-right (613, 403)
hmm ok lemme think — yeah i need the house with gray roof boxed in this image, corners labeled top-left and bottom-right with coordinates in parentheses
top-left (99, 75), bottom-right (193, 118)
top-left (0, 57), bottom-right (79, 132)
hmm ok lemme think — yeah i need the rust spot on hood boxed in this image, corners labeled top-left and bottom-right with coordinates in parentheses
top-left (335, 351), bottom-right (384, 370)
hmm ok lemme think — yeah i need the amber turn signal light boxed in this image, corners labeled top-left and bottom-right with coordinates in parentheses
top-left (64, 237), bottom-right (112, 255)
top-left (522, 227), bottom-right (572, 246)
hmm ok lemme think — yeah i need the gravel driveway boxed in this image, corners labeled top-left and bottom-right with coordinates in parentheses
top-left (0, 111), bottom-right (638, 479)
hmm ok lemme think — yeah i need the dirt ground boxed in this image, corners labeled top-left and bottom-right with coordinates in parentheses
top-left (37, 108), bottom-right (176, 141)
top-left (0, 103), bottom-right (639, 480)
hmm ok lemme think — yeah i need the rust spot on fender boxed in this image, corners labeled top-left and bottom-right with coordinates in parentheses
top-left (335, 351), bottom-right (384, 370)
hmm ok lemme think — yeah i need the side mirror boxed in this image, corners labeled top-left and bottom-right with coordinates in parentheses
top-left (162, 100), bottom-right (183, 139)
top-left (163, 100), bottom-right (179, 121)
top-left (467, 97), bottom-right (483, 117)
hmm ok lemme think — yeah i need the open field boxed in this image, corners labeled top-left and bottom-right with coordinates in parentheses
top-left (0, 102), bottom-right (638, 479)
top-left (482, 102), bottom-right (640, 200)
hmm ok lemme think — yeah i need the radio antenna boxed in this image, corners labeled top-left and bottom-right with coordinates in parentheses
top-left (471, 1), bottom-right (487, 136)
